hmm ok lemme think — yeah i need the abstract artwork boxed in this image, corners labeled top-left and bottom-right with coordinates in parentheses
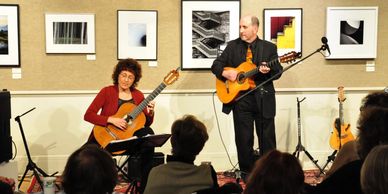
top-left (263, 8), bottom-right (302, 56)
top-left (118, 10), bottom-right (157, 60)
top-left (45, 13), bottom-right (95, 53)
top-left (181, 0), bottom-right (240, 70)
top-left (326, 7), bottom-right (378, 59)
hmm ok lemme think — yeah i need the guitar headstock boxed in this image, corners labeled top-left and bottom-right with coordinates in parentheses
top-left (338, 86), bottom-right (346, 103)
top-left (279, 51), bottom-right (302, 64)
top-left (163, 67), bottom-right (180, 85)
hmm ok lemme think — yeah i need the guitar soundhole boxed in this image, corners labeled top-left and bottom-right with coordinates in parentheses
top-left (237, 73), bottom-right (245, 84)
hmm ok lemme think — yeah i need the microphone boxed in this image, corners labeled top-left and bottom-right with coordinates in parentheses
top-left (321, 37), bottom-right (331, 55)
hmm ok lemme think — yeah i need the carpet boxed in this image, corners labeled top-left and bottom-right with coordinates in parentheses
top-left (24, 169), bottom-right (323, 193)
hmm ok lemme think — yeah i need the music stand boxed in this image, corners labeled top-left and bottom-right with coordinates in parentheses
top-left (15, 108), bottom-right (57, 190)
top-left (105, 133), bottom-right (171, 194)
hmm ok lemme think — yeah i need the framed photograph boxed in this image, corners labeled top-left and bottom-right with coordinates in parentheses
top-left (263, 8), bottom-right (302, 56)
top-left (181, 0), bottom-right (240, 70)
top-left (118, 10), bottom-right (157, 61)
top-left (326, 7), bottom-right (378, 59)
top-left (0, 4), bottom-right (20, 67)
top-left (45, 13), bottom-right (95, 53)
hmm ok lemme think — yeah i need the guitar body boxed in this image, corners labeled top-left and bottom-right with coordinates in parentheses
top-left (329, 121), bottom-right (354, 150)
top-left (215, 51), bottom-right (301, 104)
top-left (93, 102), bottom-right (146, 153)
top-left (329, 86), bottom-right (355, 150)
top-left (216, 61), bottom-right (256, 104)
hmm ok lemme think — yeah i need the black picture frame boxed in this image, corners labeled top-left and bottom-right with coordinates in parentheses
top-left (117, 10), bottom-right (158, 61)
top-left (0, 4), bottom-right (20, 67)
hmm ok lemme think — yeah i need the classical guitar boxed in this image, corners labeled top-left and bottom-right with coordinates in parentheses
top-left (215, 51), bottom-right (301, 104)
top-left (329, 86), bottom-right (355, 150)
top-left (93, 68), bottom-right (180, 154)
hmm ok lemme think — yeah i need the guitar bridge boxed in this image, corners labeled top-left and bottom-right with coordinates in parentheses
top-left (104, 127), bottom-right (119, 140)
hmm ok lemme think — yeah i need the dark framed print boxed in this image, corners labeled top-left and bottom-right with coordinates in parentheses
top-left (181, 0), bottom-right (240, 70)
top-left (118, 10), bottom-right (158, 61)
top-left (263, 8), bottom-right (302, 56)
top-left (0, 4), bottom-right (20, 67)
top-left (45, 13), bottom-right (96, 53)
top-left (326, 7), bottom-right (378, 59)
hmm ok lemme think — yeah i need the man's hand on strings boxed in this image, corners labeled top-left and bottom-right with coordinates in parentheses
top-left (222, 69), bottom-right (238, 81)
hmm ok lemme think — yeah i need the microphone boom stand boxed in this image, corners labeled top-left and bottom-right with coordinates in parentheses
top-left (15, 107), bottom-right (50, 190)
top-left (236, 43), bottom-right (328, 101)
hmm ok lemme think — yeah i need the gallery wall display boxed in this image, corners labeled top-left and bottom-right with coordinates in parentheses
top-left (117, 10), bottom-right (158, 61)
top-left (0, 4), bottom-right (20, 67)
top-left (263, 8), bottom-right (303, 56)
top-left (45, 13), bottom-right (95, 54)
top-left (181, 0), bottom-right (240, 70)
top-left (326, 7), bottom-right (378, 59)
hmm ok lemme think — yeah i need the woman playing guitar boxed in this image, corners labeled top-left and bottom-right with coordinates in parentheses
top-left (84, 58), bottom-right (155, 192)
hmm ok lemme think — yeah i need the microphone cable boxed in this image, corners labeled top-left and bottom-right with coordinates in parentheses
top-left (211, 91), bottom-right (239, 172)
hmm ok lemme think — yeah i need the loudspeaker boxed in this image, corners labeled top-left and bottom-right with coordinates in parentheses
top-left (126, 152), bottom-right (164, 179)
top-left (0, 90), bottom-right (12, 163)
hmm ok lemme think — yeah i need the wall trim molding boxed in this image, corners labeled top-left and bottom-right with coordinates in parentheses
top-left (9, 87), bottom-right (385, 96)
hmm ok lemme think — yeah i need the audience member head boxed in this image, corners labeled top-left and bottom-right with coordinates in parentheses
top-left (0, 181), bottom-right (12, 194)
top-left (170, 115), bottom-right (209, 162)
top-left (112, 58), bottom-right (142, 88)
top-left (360, 144), bottom-right (388, 194)
top-left (357, 91), bottom-right (388, 160)
top-left (244, 150), bottom-right (304, 194)
top-left (62, 144), bottom-right (118, 194)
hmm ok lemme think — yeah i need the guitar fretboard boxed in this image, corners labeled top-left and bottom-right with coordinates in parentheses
top-left (243, 58), bottom-right (278, 78)
top-left (126, 82), bottom-right (167, 122)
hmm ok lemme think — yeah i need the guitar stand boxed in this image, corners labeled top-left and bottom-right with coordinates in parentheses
top-left (320, 150), bottom-right (337, 174)
top-left (15, 108), bottom-right (58, 190)
top-left (292, 98), bottom-right (325, 174)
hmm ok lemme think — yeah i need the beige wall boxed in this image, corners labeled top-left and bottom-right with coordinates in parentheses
top-left (0, 0), bottom-right (387, 91)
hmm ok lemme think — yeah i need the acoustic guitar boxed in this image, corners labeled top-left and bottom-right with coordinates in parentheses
top-left (93, 68), bottom-right (180, 154)
top-left (329, 86), bottom-right (354, 150)
top-left (215, 51), bottom-right (301, 104)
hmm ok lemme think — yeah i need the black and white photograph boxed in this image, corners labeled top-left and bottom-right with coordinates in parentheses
top-left (181, 0), bottom-right (240, 70)
top-left (191, 11), bottom-right (230, 59)
top-left (326, 7), bottom-right (378, 59)
top-left (127, 23), bottom-right (147, 47)
top-left (53, 22), bottom-right (88, 44)
top-left (340, 20), bottom-right (364, 44)
top-left (45, 13), bottom-right (95, 53)
top-left (0, 4), bottom-right (19, 67)
top-left (118, 10), bottom-right (157, 60)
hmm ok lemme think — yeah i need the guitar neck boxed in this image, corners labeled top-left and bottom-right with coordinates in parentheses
top-left (243, 57), bottom-right (278, 78)
top-left (128, 82), bottom-right (167, 119)
top-left (339, 102), bottom-right (344, 125)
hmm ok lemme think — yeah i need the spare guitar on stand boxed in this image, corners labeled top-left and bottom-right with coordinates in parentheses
top-left (321, 86), bottom-right (355, 173)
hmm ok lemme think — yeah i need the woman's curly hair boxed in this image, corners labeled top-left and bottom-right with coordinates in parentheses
top-left (112, 58), bottom-right (142, 88)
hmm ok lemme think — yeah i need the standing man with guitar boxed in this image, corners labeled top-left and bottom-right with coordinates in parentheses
top-left (84, 58), bottom-right (155, 193)
top-left (211, 15), bottom-right (283, 181)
